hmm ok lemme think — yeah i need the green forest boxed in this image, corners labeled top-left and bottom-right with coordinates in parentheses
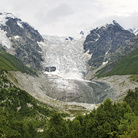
top-left (0, 72), bottom-right (138, 137)
top-left (43, 89), bottom-right (138, 138)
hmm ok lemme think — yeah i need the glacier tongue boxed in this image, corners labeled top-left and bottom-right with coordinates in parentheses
top-left (40, 35), bottom-right (89, 79)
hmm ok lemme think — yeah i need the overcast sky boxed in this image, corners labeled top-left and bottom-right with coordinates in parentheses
top-left (0, 0), bottom-right (138, 36)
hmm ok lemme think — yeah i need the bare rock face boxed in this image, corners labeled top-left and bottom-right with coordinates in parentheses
top-left (0, 13), bottom-right (44, 70)
top-left (84, 20), bottom-right (135, 67)
top-left (45, 66), bottom-right (56, 72)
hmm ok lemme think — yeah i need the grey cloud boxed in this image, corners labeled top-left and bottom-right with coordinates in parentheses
top-left (44, 3), bottom-right (74, 24)
top-left (92, 13), bottom-right (138, 30)
top-left (1, 0), bottom-right (138, 36)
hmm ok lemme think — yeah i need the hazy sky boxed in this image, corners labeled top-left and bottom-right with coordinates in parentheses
top-left (0, 0), bottom-right (138, 36)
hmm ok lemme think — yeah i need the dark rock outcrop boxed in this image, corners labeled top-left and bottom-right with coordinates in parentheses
top-left (0, 13), bottom-right (44, 70)
top-left (84, 20), bottom-right (135, 67)
top-left (69, 37), bottom-right (73, 41)
top-left (45, 66), bottom-right (56, 72)
top-left (80, 31), bottom-right (84, 35)
top-left (65, 37), bottom-right (73, 41)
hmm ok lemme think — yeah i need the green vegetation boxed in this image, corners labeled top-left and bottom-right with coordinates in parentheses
top-left (124, 88), bottom-right (138, 116)
top-left (0, 73), bottom-right (56, 137)
top-left (0, 109), bottom-right (46, 137)
top-left (0, 47), bottom-right (36, 75)
top-left (97, 48), bottom-right (138, 77)
top-left (0, 72), bottom-right (138, 137)
top-left (129, 75), bottom-right (138, 82)
top-left (0, 73), bottom-right (54, 118)
top-left (42, 88), bottom-right (138, 138)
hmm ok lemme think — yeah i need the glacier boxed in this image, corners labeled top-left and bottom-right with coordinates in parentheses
top-left (39, 35), bottom-right (90, 79)
top-left (38, 35), bottom-right (116, 104)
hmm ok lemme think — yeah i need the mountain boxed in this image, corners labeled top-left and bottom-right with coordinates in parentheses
top-left (0, 12), bottom-right (137, 137)
top-left (95, 33), bottom-right (138, 77)
top-left (84, 20), bottom-right (135, 68)
top-left (0, 12), bottom-right (137, 107)
top-left (25, 35), bottom-right (116, 104)
top-left (0, 12), bottom-right (44, 70)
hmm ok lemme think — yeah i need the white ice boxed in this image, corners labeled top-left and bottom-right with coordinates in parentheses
top-left (40, 35), bottom-right (89, 80)
top-left (0, 29), bottom-right (11, 49)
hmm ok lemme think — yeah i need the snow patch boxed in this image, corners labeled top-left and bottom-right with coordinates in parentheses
top-left (0, 15), bottom-right (7, 25)
top-left (14, 35), bottom-right (20, 39)
top-left (129, 28), bottom-right (138, 35)
top-left (17, 21), bottom-right (24, 28)
top-left (102, 61), bottom-right (108, 65)
top-left (105, 51), bottom-right (109, 55)
top-left (0, 12), bottom-right (15, 26)
top-left (37, 41), bottom-right (45, 47)
top-left (82, 50), bottom-right (92, 60)
top-left (0, 29), bottom-right (11, 49)
top-left (94, 34), bottom-right (100, 42)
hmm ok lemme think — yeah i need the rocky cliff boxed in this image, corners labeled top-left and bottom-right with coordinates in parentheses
top-left (84, 20), bottom-right (135, 67)
top-left (0, 12), bottom-right (44, 70)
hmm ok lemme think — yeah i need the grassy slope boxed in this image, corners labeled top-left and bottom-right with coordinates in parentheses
top-left (97, 48), bottom-right (138, 77)
top-left (0, 48), bottom-right (35, 75)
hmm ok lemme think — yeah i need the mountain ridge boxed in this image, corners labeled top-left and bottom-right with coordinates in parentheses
top-left (84, 20), bottom-right (135, 68)
top-left (0, 12), bottom-right (44, 70)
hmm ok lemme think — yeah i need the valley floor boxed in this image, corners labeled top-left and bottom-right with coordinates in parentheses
top-left (6, 71), bottom-right (138, 116)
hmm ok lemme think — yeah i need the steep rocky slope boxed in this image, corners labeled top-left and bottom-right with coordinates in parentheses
top-left (84, 20), bottom-right (135, 67)
top-left (0, 12), bottom-right (43, 70)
